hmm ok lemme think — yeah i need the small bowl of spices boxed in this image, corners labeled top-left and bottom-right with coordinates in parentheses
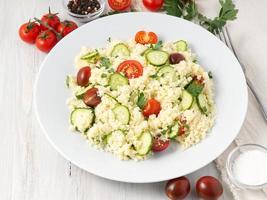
top-left (62, 0), bottom-right (105, 23)
top-left (226, 144), bottom-right (267, 189)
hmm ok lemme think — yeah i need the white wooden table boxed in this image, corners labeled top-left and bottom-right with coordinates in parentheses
top-left (1, 0), bottom-right (266, 199)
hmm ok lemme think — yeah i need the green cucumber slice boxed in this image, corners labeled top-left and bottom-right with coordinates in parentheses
top-left (106, 130), bottom-right (125, 147)
top-left (70, 108), bottom-right (94, 133)
top-left (112, 105), bottom-right (130, 125)
top-left (146, 50), bottom-right (169, 66)
top-left (135, 132), bottom-right (152, 155)
top-left (157, 66), bottom-right (176, 80)
top-left (109, 73), bottom-right (129, 90)
top-left (197, 93), bottom-right (210, 115)
top-left (169, 122), bottom-right (179, 139)
top-left (80, 51), bottom-right (99, 63)
top-left (111, 43), bottom-right (130, 57)
top-left (174, 40), bottom-right (188, 51)
top-left (181, 90), bottom-right (194, 110)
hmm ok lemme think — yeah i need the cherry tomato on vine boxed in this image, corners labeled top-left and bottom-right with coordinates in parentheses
top-left (57, 20), bottom-right (78, 37)
top-left (35, 30), bottom-right (57, 53)
top-left (19, 22), bottom-right (41, 44)
top-left (135, 31), bottom-right (158, 44)
top-left (142, 0), bottom-right (164, 11)
top-left (117, 60), bottom-right (143, 79)
top-left (108, 0), bottom-right (131, 11)
top-left (40, 8), bottom-right (60, 30)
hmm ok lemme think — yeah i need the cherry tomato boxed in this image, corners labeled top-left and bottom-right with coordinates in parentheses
top-left (143, 98), bottom-right (161, 117)
top-left (77, 66), bottom-right (91, 86)
top-left (196, 176), bottom-right (223, 200)
top-left (169, 53), bottom-right (185, 64)
top-left (108, 0), bottom-right (131, 11)
top-left (135, 31), bottom-right (158, 45)
top-left (179, 126), bottom-right (186, 136)
top-left (40, 8), bottom-right (60, 30)
top-left (19, 22), bottom-right (41, 44)
top-left (117, 60), bottom-right (143, 79)
top-left (83, 88), bottom-right (101, 107)
top-left (35, 30), bottom-right (57, 53)
top-left (152, 138), bottom-right (170, 152)
top-left (142, 0), bottom-right (164, 11)
top-left (165, 176), bottom-right (191, 200)
top-left (57, 20), bottom-right (78, 37)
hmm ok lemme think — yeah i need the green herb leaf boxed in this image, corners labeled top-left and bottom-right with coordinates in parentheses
top-left (100, 57), bottom-right (111, 68)
top-left (101, 73), bottom-right (107, 78)
top-left (149, 74), bottom-right (158, 79)
top-left (152, 40), bottom-right (163, 50)
top-left (208, 71), bottom-right (213, 79)
top-left (185, 80), bottom-right (204, 97)
top-left (137, 92), bottom-right (147, 109)
top-left (164, 0), bottom-right (183, 17)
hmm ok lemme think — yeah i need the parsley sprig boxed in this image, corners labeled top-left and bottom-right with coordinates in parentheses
top-left (164, 0), bottom-right (238, 33)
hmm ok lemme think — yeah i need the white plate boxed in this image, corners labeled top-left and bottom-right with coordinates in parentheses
top-left (34, 12), bottom-right (247, 183)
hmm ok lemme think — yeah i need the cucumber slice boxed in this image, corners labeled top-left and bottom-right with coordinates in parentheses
top-left (104, 93), bottom-right (118, 104)
top-left (146, 50), bottom-right (169, 66)
top-left (109, 73), bottom-right (129, 90)
top-left (181, 90), bottom-right (194, 110)
top-left (157, 66), bottom-right (176, 79)
top-left (197, 93), bottom-right (210, 115)
top-left (111, 43), bottom-right (130, 57)
top-left (174, 40), bottom-right (188, 51)
top-left (135, 132), bottom-right (152, 155)
top-left (169, 122), bottom-right (179, 139)
top-left (106, 130), bottom-right (125, 147)
top-left (112, 105), bottom-right (130, 125)
top-left (70, 108), bottom-right (94, 133)
top-left (80, 51), bottom-right (99, 63)
top-left (141, 48), bottom-right (152, 57)
top-left (75, 85), bottom-right (91, 99)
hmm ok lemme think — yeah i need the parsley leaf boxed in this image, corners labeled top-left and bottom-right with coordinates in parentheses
top-left (99, 57), bottom-right (111, 68)
top-left (208, 71), bottom-right (213, 79)
top-left (185, 80), bottom-right (204, 97)
top-left (152, 40), bottom-right (163, 50)
top-left (137, 92), bottom-right (147, 109)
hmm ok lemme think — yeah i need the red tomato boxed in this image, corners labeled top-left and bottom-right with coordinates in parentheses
top-left (179, 126), bottom-right (186, 136)
top-left (77, 66), bottom-right (91, 86)
top-left (19, 22), bottom-right (41, 44)
top-left (196, 176), bottom-right (223, 200)
top-left (152, 138), bottom-right (170, 152)
top-left (117, 60), bottom-right (143, 79)
top-left (83, 88), bottom-right (101, 107)
top-left (165, 177), bottom-right (191, 200)
top-left (40, 8), bottom-right (60, 30)
top-left (143, 98), bottom-right (161, 117)
top-left (142, 0), bottom-right (164, 11)
top-left (108, 0), bottom-right (131, 11)
top-left (135, 31), bottom-right (158, 44)
top-left (35, 30), bottom-right (57, 53)
top-left (57, 20), bottom-right (78, 37)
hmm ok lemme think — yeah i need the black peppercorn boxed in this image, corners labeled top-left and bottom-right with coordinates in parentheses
top-left (67, 0), bottom-right (101, 15)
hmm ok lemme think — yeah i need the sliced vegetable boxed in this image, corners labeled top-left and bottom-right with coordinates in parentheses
top-left (83, 87), bottom-right (101, 107)
top-left (146, 50), bottom-right (169, 66)
top-left (197, 93), bottom-right (210, 115)
top-left (109, 73), bottom-right (129, 90)
top-left (104, 93), bottom-right (118, 104)
top-left (181, 90), bottom-right (194, 110)
top-left (80, 51), bottom-right (99, 63)
top-left (75, 85), bottom-right (91, 99)
top-left (142, 48), bottom-right (153, 57)
top-left (185, 80), bottom-right (204, 97)
top-left (152, 138), bottom-right (170, 152)
top-left (70, 108), bottom-right (94, 133)
top-left (112, 105), bottom-right (130, 125)
top-left (135, 31), bottom-right (158, 45)
top-left (116, 60), bottom-right (143, 79)
top-left (174, 40), bottom-right (188, 51)
top-left (135, 132), bottom-right (152, 155)
top-left (157, 66), bottom-right (176, 80)
top-left (143, 98), bottom-right (161, 117)
top-left (169, 122), bottom-right (179, 139)
top-left (111, 43), bottom-right (130, 57)
top-left (106, 130), bottom-right (125, 147)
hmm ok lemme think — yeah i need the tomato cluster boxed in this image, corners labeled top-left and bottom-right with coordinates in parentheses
top-left (19, 8), bottom-right (78, 53)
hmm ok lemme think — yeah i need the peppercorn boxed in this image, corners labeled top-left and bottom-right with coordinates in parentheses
top-left (67, 0), bottom-right (101, 15)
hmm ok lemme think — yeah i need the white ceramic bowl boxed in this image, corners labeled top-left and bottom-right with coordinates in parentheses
top-left (34, 12), bottom-right (248, 183)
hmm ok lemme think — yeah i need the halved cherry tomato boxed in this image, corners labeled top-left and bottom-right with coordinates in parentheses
top-left (40, 8), bottom-right (60, 30)
top-left (152, 138), bottom-right (170, 152)
top-left (19, 22), bottom-right (41, 44)
top-left (108, 0), bottom-right (131, 11)
top-left (117, 60), bottom-right (143, 79)
top-left (77, 66), bottom-right (91, 86)
top-left (135, 31), bottom-right (158, 45)
top-left (35, 30), bottom-right (57, 53)
top-left (83, 88), bottom-right (101, 107)
top-left (57, 20), bottom-right (78, 37)
top-left (143, 98), bottom-right (161, 117)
